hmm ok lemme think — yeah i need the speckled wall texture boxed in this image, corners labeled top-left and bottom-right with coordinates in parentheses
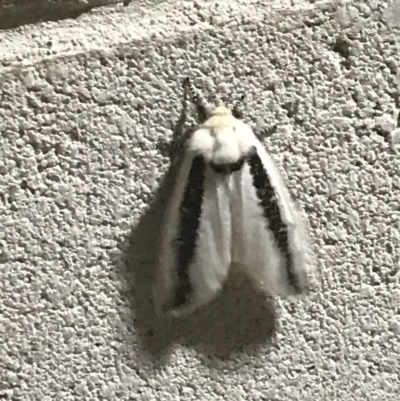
top-left (1, 1), bottom-right (400, 400)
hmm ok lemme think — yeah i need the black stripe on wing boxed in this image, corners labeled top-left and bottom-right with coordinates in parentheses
top-left (209, 158), bottom-right (245, 174)
top-left (174, 155), bottom-right (206, 307)
top-left (247, 149), bottom-right (300, 293)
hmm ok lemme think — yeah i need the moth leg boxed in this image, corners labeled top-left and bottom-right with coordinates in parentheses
top-left (183, 77), bottom-right (209, 124)
top-left (232, 94), bottom-right (246, 119)
top-left (254, 124), bottom-right (278, 140)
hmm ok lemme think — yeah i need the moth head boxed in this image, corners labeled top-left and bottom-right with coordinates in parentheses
top-left (211, 106), bottom-right (233, 117)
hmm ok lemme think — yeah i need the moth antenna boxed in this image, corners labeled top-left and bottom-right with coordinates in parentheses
top-left (167, 79), bottom-right (192, 160)
top-left (232, 94), bottom-right (246, 119)
top-left (182, 77), bottom-right (209, 124)
top-left (171, 79), bottom-right (188, 130)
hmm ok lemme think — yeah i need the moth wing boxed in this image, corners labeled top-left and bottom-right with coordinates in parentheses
top-left (154, 154), bottom-right (232, 317)
top-left (231, 134), bottom-right (311, 297)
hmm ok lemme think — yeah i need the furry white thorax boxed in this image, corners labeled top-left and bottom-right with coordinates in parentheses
top-left (188, 106), bottom-right (255, 165)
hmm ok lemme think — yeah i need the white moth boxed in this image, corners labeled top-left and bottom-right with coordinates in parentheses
top-left (154, 78), bottom-right (312, 317)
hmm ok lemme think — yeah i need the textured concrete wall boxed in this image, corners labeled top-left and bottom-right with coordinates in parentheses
top-left (0, 0), bottom-right (122, 30)
top-left (1, 0), bottom-right (400, 400)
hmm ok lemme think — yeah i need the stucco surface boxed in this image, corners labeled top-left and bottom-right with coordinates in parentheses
top-left (1, 1), bottom-right (400, 400)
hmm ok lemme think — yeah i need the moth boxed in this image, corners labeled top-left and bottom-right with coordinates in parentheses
top-left (153, 78), bottom-right (312, 317)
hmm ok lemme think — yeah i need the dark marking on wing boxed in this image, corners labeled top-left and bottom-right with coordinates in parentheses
top-left (174, 155), bottom-right (206, 307)
top-left (209, 158), bottom-right (245, 174)
top-left (247, 150), bottom-right (300, 293)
